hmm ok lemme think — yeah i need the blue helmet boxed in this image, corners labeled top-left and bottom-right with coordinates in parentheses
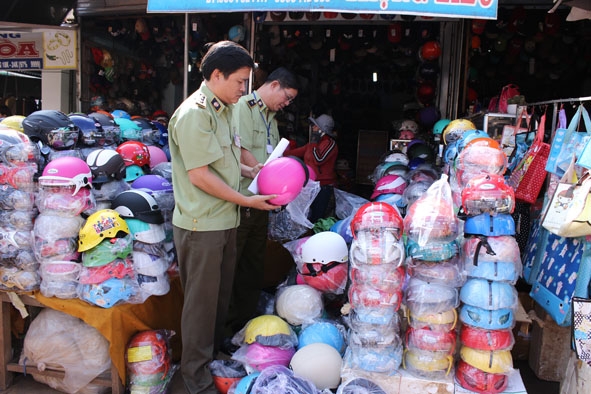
top-left (111, 109), bottom-right (131, 119)
top-left (464, 213), bottom-right (516, 236)
top-left (298, 321), bottom-right (346, 355)
top-left (234, 372), bottom-right (261, 394)
top-left (460, 304), bottom-right (514, 330)
top-left (79, 277), bottom-right (137, 308)
top-left (460, 279), bottom-right (518, 310)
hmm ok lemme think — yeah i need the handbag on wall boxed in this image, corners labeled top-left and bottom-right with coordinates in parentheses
top-left (572, 297), bottom-right (591, 365)
top-left (502, 108), bottom-right (532, 173)
top-left (508, 112), bottom-right (550, 204)
top-left (546, 104), bottom-right (591, 177)
top-left (541, 156), bottom-right (580, 235)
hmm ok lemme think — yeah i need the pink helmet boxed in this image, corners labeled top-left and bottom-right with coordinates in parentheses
top-left (39, 156), bottom-right (93, 196)
top-left (244, 343), bottom-right (296, 371)
top-left (147, 145), bottom-right (168, 170)
top-left (371, 174), bottom-right (407, 200)
top-left (257, 156), bottom-right (308, 206)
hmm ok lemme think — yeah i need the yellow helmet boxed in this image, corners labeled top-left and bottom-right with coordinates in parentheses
top-left (459, 346), bottom-right (513, 374)
top-left (243, 314), bottom-right (296, 347)
top-left (0, 115), bottom-right (26, 133)
top-left (78, 209), bottom-right (130, 252)
top-left (442, 119), bottom-right (477, 145)
top-left (408, 308), bottom-right (457, 331)
top-left (403, 349), bottom-right (453, 376)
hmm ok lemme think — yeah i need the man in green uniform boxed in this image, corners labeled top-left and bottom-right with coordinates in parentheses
top-left (168, 41), bottom-right (277, 394)
top-left (225, 67), bottom-right (299, 340)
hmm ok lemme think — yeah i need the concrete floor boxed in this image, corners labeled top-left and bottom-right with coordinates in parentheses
top-left (0, 360), bottom-right (559, 393)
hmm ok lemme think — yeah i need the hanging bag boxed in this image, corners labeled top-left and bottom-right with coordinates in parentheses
top-left (508, 112), bottom-right (550, 204)
top-left (502, 108), bottom-right (532, 173)
top-left (546, 104), bottom-right (591, 177)
top-left (558, 172), bottom-right (591, 238)
top-left (572, 296), bottom-right (591, 365)
top-left (498, 84), bottom-right (521, 114)
top-left (541, 155), bottom-right (580, 235)
top-left (530, 236), bottom-right (591, 326)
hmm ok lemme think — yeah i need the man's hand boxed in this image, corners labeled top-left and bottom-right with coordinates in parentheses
top-left (245, 194), bottom-right (279, 211)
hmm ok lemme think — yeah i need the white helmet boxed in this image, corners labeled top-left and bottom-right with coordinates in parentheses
top-left (289, 343), bottom-right (343, 390)
top-left (301, 231), bottom-right (348, 265)
top-left (276, 285), bottom-right (323, 326)
top-left (399, 120), bottom-right (418, 133)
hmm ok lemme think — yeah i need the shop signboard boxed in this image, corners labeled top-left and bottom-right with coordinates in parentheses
top-left (147, 0), bottom-right (497, 20)
top-left (0, 30), bottom-right (77, 70)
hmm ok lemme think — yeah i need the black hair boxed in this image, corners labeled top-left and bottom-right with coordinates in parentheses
top-left (200, 40), bottom-right (254, 80)
top-left (265, 67), bottom-right (299, 90)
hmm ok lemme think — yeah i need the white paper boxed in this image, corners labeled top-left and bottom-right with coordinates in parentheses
top-left (248, 138), bottom-right (290, 194)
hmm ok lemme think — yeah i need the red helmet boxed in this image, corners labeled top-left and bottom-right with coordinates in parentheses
top-left (405, 326), bottom-right (456, 354)
top-left (350, 265), bottom-right (405, 292)
top-left (420, 41), bottom-right (442, 61)
top-left (116, 140), bottom-right (151, 168)
top-left (298, 262), bottom-right (348, 294)
top-left (348, 283), bottom-right (402, 311)
top-left (350, 202), bottom-right (403, 239)
top-left (126, 329), bottom-right (173, 385)
top-left (455, 360), bottom-right (508, 394)
top-left (459, 325), bottom-right (514, 351)
top-left (461, 173), bottom-right (515, 215)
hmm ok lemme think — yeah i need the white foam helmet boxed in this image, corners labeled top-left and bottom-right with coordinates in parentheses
top-left (301, 231), bottom-right (348, 265)
top-left (275, 285), bottom-right (323, 326)
top-left (289, 343), bottom-right (342, 390)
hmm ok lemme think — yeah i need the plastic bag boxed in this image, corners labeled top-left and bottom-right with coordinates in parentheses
top-left (268, 180), bottom-right (319, 242)
top-left (20, 309), bottom-right (111, 394)
top-left (231, 343), bottom-right (295, 374)
top-left (334, 188), bottom-right (369, 220)
top-left (403, 174), bottom-right (459, 245)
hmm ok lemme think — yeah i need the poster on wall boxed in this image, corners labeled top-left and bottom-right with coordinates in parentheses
top-left (0, 30), bottom-right (77, 70)
top-left (147, 0), bottom-right (498, 20)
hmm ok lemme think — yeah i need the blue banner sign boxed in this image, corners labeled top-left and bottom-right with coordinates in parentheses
top-left (147, 0), bottom-right (497, 20)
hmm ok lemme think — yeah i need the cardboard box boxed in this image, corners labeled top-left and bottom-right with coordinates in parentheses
top-left (528, 304), bottom-right (571, 382)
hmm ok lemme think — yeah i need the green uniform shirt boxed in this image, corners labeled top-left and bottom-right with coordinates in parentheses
top-left (168, 83), bottom-right (241, 231)
top-left (233, 91), bottom-right (280, 196)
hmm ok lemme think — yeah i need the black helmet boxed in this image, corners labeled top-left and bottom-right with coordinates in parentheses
top-left (85, 148), bottom-right (126, 183)
top-left (22, 110), bottom-right (80, 150)
top-left (111, 189), bottom-right (164, 224)
top-left (132, 117), bottom-right (160, 146)
top-left (89, 112), bottom-right (121, 146)
top-left (69, 113), bottom-right (105, 147)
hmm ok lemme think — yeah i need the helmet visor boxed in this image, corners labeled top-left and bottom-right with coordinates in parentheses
top-left (46, 127), bottom-right (79, 150)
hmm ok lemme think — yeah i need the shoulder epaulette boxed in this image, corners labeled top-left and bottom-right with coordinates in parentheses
top-left (195, 92), bottom-right (207, 108)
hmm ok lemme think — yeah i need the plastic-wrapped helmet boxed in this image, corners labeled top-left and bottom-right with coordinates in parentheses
top-left (403, 350), bottom-right (453, 379)
top-left (298, 321), bottom-right (346, 355)
top-left (33, 214), bottom-right (84, 262)
top-left (299, 262), bottom-right (348, 294)
top-left (257, 156), bottom-right (308, 206)
top-left (36, 185), bottom-right (95, 216)
top-left (348, 283), bottom-right (402, 311)
top-left (374, 193), bottom-right (405, 209)
top-left (328, 216), bottom-right (353, 244)
top-left (275, 285), bottom-right (323, 326)
top-left (350, 265), bottom-right (404, 292)
top-left (126, 330), bottom-right (173, 386)
top-left (68, 113), bottom-right (105, 147)
top-left (350, 231), bottom-right (405, 266)
top-left (442, 119), bottom-right (476, 145)
top-left (131, 174), bottom-right (173, 194)
top-left (406, 256), bottom-right (466, 287)
top-left (404, 194), bottom-right (459, 244)
top-left (460, 279), bottom-right (517, 311)
top-left (116, 140), bottom-right (150, 167)
top-left (79, 257), bottom-right (135, 284)
top-left (456, 129), bottom-right (490, 151)
top-left (0, 128), bottom-right (38, 165)
top-left (371, 162), bottom-right (407, 183)
top-left (78, 209), bottom-right (130, 252)
top-left (383, 150), bottom-right (409, 166)
top-left (405, 327), bottom-right (456, 354)
top-left (86, 149), bottom-right (126, 183)
top-left (460, 325), bottom-right (515, 351)
top-left (350, 202), bottom-right (404, 239)
top-left (249, 365), bottom-right (320, 394)
top-left (455, 144), bottom-right (507, 186)
top-left (370, 175), bottom-right (407, 200)
top-left (464, 213), bottom-right (516, 236)
top-left (22, 110), bottom-right (80, 150)
top-left (147, 145), bottom-right (168, 169)
top-left (244, 343), bottom-right (295, 372)
top-left (402, 180), bottom-right (432, 208)
top-left (459, 305), bottom-right (514, 330)
top-left (459, 347), bottom-right (513, 374)
top-left (79, 277), bottom-right (136, 308)
top-left (337, 378), bottom-right (387, 394)
top-left (405, 278), bottom-right (459, 315)
top-left (124, 164), bottom-right (145, 182)
top-left (39, 156), bottom-right (93, 196)
top-left (462, 235), bottom-right (522, 282)
top-left (111, 109), bottom-right (131, 119)
top-left (399, 120), bottom-right (418, 134)
top-left (1, 115), bottom-right (26, 133)
top-left (432, 119), bottom-right (450, 135)
top-left (348, 309), bottom-right (401, 339)
top-left (81, 234), bottom-right (134, 267)
top-left (89, 111), bottom-right (121, 146)
top-left (346, 333), bottom-right (403, 373)
top-left (132, 117), bottom-right (161, 145)
top-left (443, 140), bottom-right (460, 164)
top-left (115, 118), bottom-right (142, 141)
top-left (455, 360), bottom-right (509, 394)
top-left (125, 218), bottom-right (165, 244)
top-left (132, 251), bottom-right (170, 277)
top-left (408, 308), bottom-right (457, 332)
top-left (111, 189), bottom-right (164, 224)
top-left (243, 315), bottom-right (296, 347)
top-left (461, 174), bottom-right (515, 215)
top-left (406, 239), bottom-right (459, 262)
top-left (151, 121), bottom-right (169, 146)
top-left (233, 372), bottom-right (261, 394)
top-left (289, 343), bottom-right (343, 390)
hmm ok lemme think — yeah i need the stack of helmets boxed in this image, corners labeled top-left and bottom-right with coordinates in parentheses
top-left (456, 173), bottom-right (519, 393)
top-left (403, 175), bottom-right (462, 380)
top-left (370, 150), bottom-right (408, 213)
top-left (230, 315), bottom-right (298, 374)
top-left (35, 156), bottom-right (96, 298)
top-left (111, 190), bottom-right (170, 297)
top-left (345, 202), bottom-right (405, 374)
top-left (86, 148), bottom-right (130, 210)
top-left (402, 165), bottom-right (440, 211)
top-left (77, 209), bottom-right (139, 308)
top-left (296, 231), bottom-right (349, 295)
top-left (0, 127), bottom-right (41, 292)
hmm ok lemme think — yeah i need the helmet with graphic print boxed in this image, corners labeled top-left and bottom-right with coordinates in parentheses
top-left (78, 209), bottom-right (130, 252)
top-left (442, 119), bottom-right (476, 145)
top-left (116, 140), bottom-right (151, 168)
top-left (461, 173), bottom-right (515, 215)
top-left (85, 149), bottom-right (126, 183)
top-left (370, 175), bottom-right (407, 200)
top-left (39, 156), bottom-right (93, 196)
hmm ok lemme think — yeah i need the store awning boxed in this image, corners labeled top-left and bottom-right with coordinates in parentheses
top-left (146, 0), bottom-right (499, 19)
